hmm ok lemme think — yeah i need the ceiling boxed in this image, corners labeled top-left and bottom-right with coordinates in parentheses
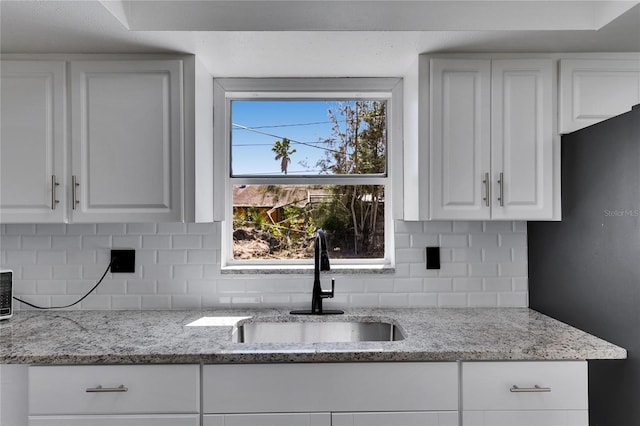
top-left (1, 0), bottom-right (639, 77)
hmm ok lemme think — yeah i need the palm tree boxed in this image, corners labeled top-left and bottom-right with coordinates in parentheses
top-left (272, 138), bottom-right (296, 175)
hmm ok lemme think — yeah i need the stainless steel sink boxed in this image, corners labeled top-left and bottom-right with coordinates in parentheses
top-left (232, 320), bottom-right (405, 343)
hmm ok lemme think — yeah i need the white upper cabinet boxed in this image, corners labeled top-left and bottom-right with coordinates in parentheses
top-left (0, 61), bottom-right (67, 223)
top-left (69, 60), bottom-right (183, 223)
top-left (0, 56), bottom-right (213, 224)
top-left (429, 57), bottom-right (555, 220)
top-left (560, 58), bottom-right (640, 134)
top-left (491, 59), bottom-right (554, 220)
top-left (430, 59), bottom-right (492, 220)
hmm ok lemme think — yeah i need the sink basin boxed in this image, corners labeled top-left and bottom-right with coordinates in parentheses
top-left (232, 320), bottom-right (405, 343)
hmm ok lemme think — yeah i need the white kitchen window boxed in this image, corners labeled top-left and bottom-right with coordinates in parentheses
top-left (213, 78), bottom-right (403, 271)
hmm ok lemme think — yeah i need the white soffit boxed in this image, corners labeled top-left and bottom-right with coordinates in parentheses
top-left (99, 0), bottom-right (639, 31)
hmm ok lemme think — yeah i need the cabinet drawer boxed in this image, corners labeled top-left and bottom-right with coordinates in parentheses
top-left (29, 414), bottom-right (200, 426)
top-left (29, 365), bottom-right (199, 415)
top-left (462, 361), bottom-right (587, 411)
top-left (333, 411), bottom-right (459, 426)
top-left (203, 362), bottom-right (458, 413)
top-left (203, 413), bottom-right (330, 426)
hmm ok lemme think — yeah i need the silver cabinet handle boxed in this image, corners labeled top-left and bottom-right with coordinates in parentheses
top-left (85, 385), bottom-right (128, 393)
top-left (497, 172), bottom-right (504, 207)
top-left (482, 173), bottom-right (491, 207)
top-left (51, 175), bottom-right (60, 210)
top-left (510, 385), bottom-right (551, 393)
top-left (482, 172), bottom-right (490, 207)
top-left (72, 175), bottom-right (79, 209)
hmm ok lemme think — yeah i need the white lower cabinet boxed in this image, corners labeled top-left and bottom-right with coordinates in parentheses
top-left (29, 414), bottom-right (199, 426)
top-left (203, 413), bottom-right (330, 426)
top-left (461, 361), bottom-right (588, 426)
top-left (203, 362), bottom-right (458, 425)
top-left (27, 365), bottom-right (200, 426)
top-left (332, 411), bottom-right (459, 426)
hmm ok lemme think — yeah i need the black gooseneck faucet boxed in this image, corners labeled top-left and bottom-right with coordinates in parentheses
top-left (291, 229), bottom-right (344, 315)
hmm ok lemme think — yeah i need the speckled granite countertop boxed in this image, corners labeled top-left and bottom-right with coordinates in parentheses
top-left (0, 308), bottom-right (626, 365)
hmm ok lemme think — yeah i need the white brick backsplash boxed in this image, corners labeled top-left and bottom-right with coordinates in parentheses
top-left (157, 223), bottom-right (187, 234)
top-left (453, 278), bottom-right (483, 292)
top-left (158, 250), bottom-right (188, 264)
top-left (172, 235), bottom-right (202, 249)
top-left (7, 250), bottom-right (36, 264)
top-left (438, 293), bottom-right (468, 307)
top-left (143, 264), bottom-right (172, 280)
top-left (157, 279), bottom-right (187, 295)
top-left (127, 223), bottom-right (157, 234)
top-left (173, 264), bottom-right (203, 280)
top-left (424, 221), bottom-right (453, 233)
top-left (468, 292), bottom-right (498, 307)
top-left (469, 263), bottom-right (498, 277)
top-left (82, 235), bottom-right (111, 249)
top-left (0, 235), bottom-right (21, 249)
top-left (469, 233), bottom-right (499, 248)
top-left (499, 233), bottom-right (527, 247)
top-left (498, 292), bottom-right (528, 307)
top-left (23, 265), bottom-right (52, 280)
top-left (499, 262), bottom-right (528, 277)
top-left (5, 224), bottom-right (36, 235)
top-left (483, 222), bottom-right (513, 233)
top-left (36, 224), bottom-right (67, 235)
top-left (142, 295), bottom-right (172, 310)
top-left (1, 220), bottom-right (529, 310)
top-left (37, 251), bottom-right (66, 265)
top-left (483, 248), bottom-right (512, 262)
top-left (113, 235), bottom-right (143, 249)
top-left (142, 235), bottom-right (171, 249)
top-left (22, 236), bottom-right (51, 250)
top-left (453, 222), bottom-right (483, 233)
top-left (408, 293), bottom-right (438, 307)
top-left (97, 224), bottom-right (126, 235)
top-left (440, 234), bottom-right (468, 248)
top-left (53, 265), bottom-right (82, 280)
top-left (66, 224), bottom-right (97, 235)
top-left (393, 279), bottom-right (423, 293)
top-left (452, 248), bottom-right (482, 262)
top-left (484, 278), bottom-right (513, 292)
top-left (127, 280), bottom-right (157, 294)
top-left (81, 295), bottom-right (112, 310)
top-left (424, 278), bottom-right (453, 292)
top-left (112, 295), bottom-right (142, 310)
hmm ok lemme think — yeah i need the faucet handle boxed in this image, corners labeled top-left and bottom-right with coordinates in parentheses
top-left (321, 279), bottom-right (335, 299)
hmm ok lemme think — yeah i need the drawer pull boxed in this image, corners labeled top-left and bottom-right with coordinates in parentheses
top-left (86, 384), bottom-right (128, 393)
top-left (510, 385), bottom-right (551, 393)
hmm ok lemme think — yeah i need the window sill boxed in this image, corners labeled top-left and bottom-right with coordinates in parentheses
top-left (220, 264), bottom-right (395, 275)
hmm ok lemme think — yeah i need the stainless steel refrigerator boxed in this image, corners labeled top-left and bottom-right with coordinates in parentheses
top-left (528, 104), bottom-right (640, 425)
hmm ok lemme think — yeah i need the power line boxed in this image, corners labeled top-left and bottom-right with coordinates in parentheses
top-left (232, 123), bottom-right (340, 154)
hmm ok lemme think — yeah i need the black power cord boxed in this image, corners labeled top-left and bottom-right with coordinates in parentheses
top-left (13, 260), bottom-right (113, 310)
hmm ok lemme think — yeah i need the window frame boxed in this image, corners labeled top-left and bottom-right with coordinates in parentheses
top-left (213, 78), bottom-right (404, 271)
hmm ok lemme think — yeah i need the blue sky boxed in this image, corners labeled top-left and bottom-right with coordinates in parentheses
top-left (231, 100), bottom-right (346, 176)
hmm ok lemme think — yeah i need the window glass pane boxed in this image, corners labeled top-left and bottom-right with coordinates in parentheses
top-left (233, 184), bottom-right (385, 260)
top-left (231, 100), bottom-right (387, 176)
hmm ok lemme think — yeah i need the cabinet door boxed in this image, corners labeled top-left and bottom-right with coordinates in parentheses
top-left (430, 59), bottom-right (491, 220)
top-left (491, 59), bottom-right (554, 220)
top-left (204, 413), bottom-right (330, 426)
top-left (29, 414), bottom-right (199, 426)
top-left (560, 58), bottom-right (640, 134)
top-left (69, 60), bottom-right (183, 222)
top-left (333, 411), bottom-right (458, 426)
top-left (463, 410), bottom-right (588, 426)
top-left (0, 60), bottom-right (67, 223)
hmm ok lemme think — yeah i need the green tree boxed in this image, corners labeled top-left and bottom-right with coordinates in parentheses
top-left (317, 101), bottom-right (386, 256)
top-left (272, 138), bottom-right (297, 175)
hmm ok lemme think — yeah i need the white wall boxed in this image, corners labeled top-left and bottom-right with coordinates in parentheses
top-left (0, 221), bottom-right (528, 310)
